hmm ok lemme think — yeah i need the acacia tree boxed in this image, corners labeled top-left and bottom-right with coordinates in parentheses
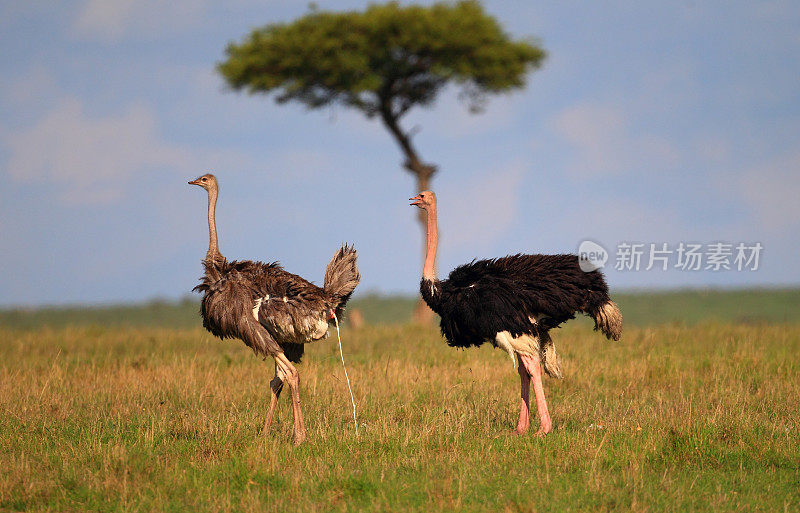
top-left (218, 0), bottom-right (545, 322)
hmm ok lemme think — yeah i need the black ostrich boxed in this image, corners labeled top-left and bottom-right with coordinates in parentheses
top-left (190, 174), bottom-right (359, 444)
top-left (410, 191), bottom-right (621, 436)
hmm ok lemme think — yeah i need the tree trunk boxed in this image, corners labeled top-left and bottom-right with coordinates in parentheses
top-left (379, 106), bottom-right (437, 325)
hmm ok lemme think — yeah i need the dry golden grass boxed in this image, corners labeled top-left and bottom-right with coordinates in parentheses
top-left (1, 321), bottom-right (798, 511)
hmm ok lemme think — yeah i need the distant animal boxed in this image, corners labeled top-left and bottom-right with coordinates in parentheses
top-left (410, 191), bottom-right (621, 436)
top-left (190, 174), bottom-right (359, 444)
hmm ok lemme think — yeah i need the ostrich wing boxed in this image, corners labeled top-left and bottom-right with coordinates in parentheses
top-left (489, 254), bottom-right (607, 324)
top-left (438, 254), bottom-right (599, 348)
top-left (435, 271), bottom-right (547, 348)
top-left (253, 269), bottom-right (330, 344)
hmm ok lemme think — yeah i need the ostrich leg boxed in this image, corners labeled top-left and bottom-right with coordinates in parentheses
top-left (514, 356), bottom-right (531, 435)
top-left (519, 353), bottom-right (552, 436)
top-left (263, 362), bottom-right (285, 435)
top-left (276, 353), bottom-right (307, 444)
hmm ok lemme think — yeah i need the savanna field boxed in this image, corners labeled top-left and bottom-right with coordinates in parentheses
top-left (1, 291), bottom-right (799, 512)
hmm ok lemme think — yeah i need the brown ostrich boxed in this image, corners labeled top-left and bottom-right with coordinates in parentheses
top-left (190, 174), bottom-right (359, 444)
top-left (410, 191), bottom-right (621, 436)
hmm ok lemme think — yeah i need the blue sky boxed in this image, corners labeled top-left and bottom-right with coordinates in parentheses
top-left (1, 1), bottom-right (798, 306)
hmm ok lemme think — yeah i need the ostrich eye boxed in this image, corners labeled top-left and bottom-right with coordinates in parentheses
top-left (201, 178), bottom-right (207, 182)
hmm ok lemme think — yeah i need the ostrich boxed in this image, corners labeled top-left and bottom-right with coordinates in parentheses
top-left (410, 191), bottom-right (622, 436)
top-left (189, 174), bottom-right (360, 444)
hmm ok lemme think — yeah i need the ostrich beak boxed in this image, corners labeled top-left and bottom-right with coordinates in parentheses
top-left (188, 178), bottom-right (201, 185)
top-left (409, 195), bottom-right (423, 206)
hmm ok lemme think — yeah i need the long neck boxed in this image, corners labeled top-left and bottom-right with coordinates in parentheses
top-left (206, 187), bottom-right (220, 261)
top-left (422, 204), bottom-right (438, 281)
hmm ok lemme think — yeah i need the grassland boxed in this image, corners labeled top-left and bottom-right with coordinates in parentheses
top-left (3, 288), bottom-right (800, 329)
top-left (1, 291), bottom-right (799, 511)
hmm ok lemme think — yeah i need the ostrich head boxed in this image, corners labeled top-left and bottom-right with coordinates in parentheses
top-left (188, 173), bottom-right (218, 191)
top-left (409, 190), bottom-right (436, 210)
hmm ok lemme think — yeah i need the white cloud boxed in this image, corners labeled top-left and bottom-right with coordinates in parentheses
top-left (0, 65), bottom-right (64, 132)
top-left (738, 150), bottom-right (800, 232)
top-left (73, 0), bottom-right (209, 41)
top-left (2, 92), bottom-right (340, 208)
top-left (4, 97), bottom-right (194, 205)
top-left (73, 0), bottom-right (136, 40)
top-left (440, 160), bottom-right (526, 251)
top-left (552, 103), bottom-right (680, 178)
top-left (1, 65), bottom-right (59, 109)
top-left (72, 0), bottom-right (275, 41)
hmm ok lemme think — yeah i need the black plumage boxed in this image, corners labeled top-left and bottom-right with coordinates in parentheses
top-left (420, 253), bottom-right (619, 350)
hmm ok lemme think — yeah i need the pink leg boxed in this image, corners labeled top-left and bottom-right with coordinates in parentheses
top-left (287, 372), bottom-right (306, 445)
top-left (263, 374), bottom-right (284, 435)
top-left (276, 353), bottom-right (307, 445)
top-left (519, 353), bottom-right (552, 436)
top-left (514, 357), bottom-right (531, 435)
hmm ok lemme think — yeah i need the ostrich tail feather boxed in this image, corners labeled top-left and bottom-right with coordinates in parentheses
top-left (592, 300), bottom-right (623, 341)
top-left (324, 244), bottom-right (360, 311)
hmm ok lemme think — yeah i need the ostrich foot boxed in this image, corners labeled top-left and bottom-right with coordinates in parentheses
top-left (534, 421), bottom-right (553, 437)
top-left (293, 430), bottom-right (307, 445)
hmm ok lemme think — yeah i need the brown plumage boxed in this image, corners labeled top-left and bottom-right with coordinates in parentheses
top-left (189, 174), bottom-right (360, 444)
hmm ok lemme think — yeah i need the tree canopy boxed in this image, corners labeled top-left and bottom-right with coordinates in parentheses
top-left (218, 1), bottom-right (546, 323)
top-left (217, 1), bottom-right (545, 121)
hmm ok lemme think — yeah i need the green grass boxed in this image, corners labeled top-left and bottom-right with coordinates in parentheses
top-left (613, 288), bottom-right (800, 326)
top-left (3, 288), bottom-right (800, 330)
top-left (1, 320), bottom-right (799, 511)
